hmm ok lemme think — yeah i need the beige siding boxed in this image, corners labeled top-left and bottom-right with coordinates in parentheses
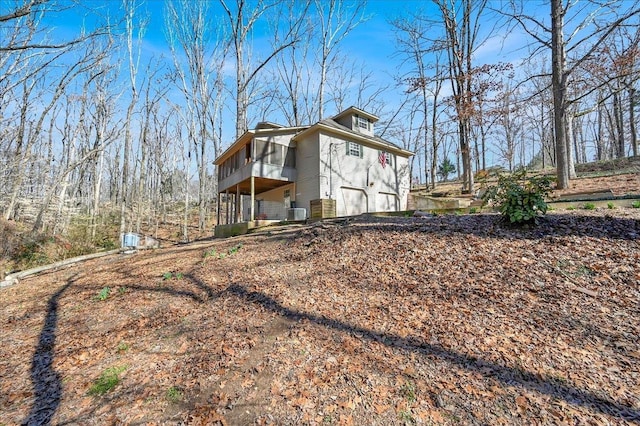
top-left (294, 132), bottom-right (321, 216)
top-left (318, 133), bottom-right (411, 216)
top-left (333, 113), bottom-right (375, 137)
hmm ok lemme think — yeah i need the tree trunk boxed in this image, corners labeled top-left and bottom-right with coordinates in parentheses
top-left (236, 39), bottom-right (247, 138)
top-left (566, 114), bottom-right (576, 178)
top-left (91, 149), bottom-right (104, 239)
top-left (613, 90), bottom-right (625, 158)
top-left (551, 0), bottom-right (570, 189)
top-left (629, 86), bottom-right (638, 156)
top-left (596, 101), bottom-right (604, 160)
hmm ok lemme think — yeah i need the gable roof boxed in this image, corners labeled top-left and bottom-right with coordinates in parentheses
top-left (293, 118), bottom-right (413, 157)
top-left (214, 108), bottom-right (413, 165)
top-left (213, 125), bottom-right (308, 165)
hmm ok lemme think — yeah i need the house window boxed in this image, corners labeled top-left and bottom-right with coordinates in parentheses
top-left (346, 142), bottom-right (363, 158)
top-left (255, 139), bottom-right (287, 166)
top-left (357, 115), bottom-right (369, 130)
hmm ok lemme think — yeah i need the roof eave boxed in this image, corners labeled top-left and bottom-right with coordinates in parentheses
top-left (213, 131), bottom-right (254, 165)
top-left (293, 123), bottom-right (413, 157)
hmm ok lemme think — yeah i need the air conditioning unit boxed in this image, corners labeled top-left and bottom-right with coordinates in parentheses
top-left (287, 208), bottom-right (306, 221)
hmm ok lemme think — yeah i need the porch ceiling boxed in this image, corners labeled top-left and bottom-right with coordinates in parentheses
top-left (219, 177), bottom-right (291, 196)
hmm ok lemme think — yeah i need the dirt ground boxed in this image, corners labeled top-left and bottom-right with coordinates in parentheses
top-left (1, 204), bottom-right (639, 425)
top-left (550, 172), bottom-right (640, 197)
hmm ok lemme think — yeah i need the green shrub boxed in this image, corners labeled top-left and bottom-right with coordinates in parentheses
top-left (166, 386), bottom-right (183, 402)
top-left (228, 243), bottom-right (243, 255)
top-left (482, 169), bottom-right (553, 226)
top-left (632, 200), bottom-right (640, 208)
top-left (583, 202), bottom-right (596, 210)
top-left (203, 248), bottom-right (217, 258)
top-left (96, 287), bottom-right (111, 301)
top-left (88, 366), bottom-right (127, 396)
top-left (607, 202), bottom-right (615, 209)
top-left (400, 381), bottom-right (417, 402)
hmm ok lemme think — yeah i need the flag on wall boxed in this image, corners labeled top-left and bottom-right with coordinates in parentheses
top-left (378, 151), bottom-right (387, 168)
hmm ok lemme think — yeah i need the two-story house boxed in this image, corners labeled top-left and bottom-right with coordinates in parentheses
top-left (214, 107), bottom-right (413, 229)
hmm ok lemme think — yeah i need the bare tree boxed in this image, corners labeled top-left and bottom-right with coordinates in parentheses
top-left (392, 13), bottom-right (435, 189)
top-left (133, 60), bottom-right (169, 233)
top-left (0, 0), bottom-right (110, 52)
top-left (434, 0), bottom-right (490, 193)
top-left (31, 38), bottom-right (120, 233)
top-left (584, 25), bottom-right (640, 158)
top-left (493, 82), bottom-right (524, 171)
top-left (119, 0), bottom-right (147, 237)
top-left (220, 0), bottom-right (307, 138)
top-left (326, 57), bottom-right (388, 117)
top-left (385, 93), bottom-right (424, 188)
top-left (269, 28), bottom-right (316, 126)
top-left (314, 0), bottom-right (368, 120)
top-left (166, 0), bottom-right (228, 231)
top-left (505, 0), bottom-right (640, 188)
top-left (3, 39), bottom-right (110, 221)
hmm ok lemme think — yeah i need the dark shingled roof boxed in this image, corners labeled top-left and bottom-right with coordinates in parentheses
top-left (317, 118), bottom-right (405, 152)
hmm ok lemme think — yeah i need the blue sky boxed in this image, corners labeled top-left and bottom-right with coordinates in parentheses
top-left (6, 0), bottom-right (637, 182)
top-left (21, 0), bottom-right (545, 172)
top-left (41, 0), bottom-right (528, 111)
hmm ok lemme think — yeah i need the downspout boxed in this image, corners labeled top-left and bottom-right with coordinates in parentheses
top-left (329, 143), bottom-right (333, 199)
top-left (250, 176), bottom-right (255, 221)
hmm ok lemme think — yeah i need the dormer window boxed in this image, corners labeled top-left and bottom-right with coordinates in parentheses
top-left (356, 115), bottom-right (369, 130)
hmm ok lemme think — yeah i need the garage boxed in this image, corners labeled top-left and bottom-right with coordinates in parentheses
top-left (339, 187), bottom-right (367, 216)
top-left (376, 192), bottom-right (398, 212)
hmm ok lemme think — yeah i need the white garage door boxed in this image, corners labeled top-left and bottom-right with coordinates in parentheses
top-left (339, 187), bottom-right (367, 216)
top-left (376, 192), bottom-right (398, 212)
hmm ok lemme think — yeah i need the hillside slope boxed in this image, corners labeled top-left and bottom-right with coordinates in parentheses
top-left (1, 210), bottom-right (640, 425)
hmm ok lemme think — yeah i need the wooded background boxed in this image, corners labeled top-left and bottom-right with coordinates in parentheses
top-left (1, 0), bottom-right (639, 244)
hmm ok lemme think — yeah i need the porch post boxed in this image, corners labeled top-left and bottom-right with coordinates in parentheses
top-left (225, 189), bottom-right (230, 224)
top-left (235, 184), bottom-right (241, 223)
top-left (216, 191), bottom-right (221, 226)
top-left (250, 176), bottom-right (255, 221)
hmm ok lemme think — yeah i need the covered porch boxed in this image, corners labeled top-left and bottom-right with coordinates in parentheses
top-left (214, 124), bottom-right (302, 233)
top-left (216, 176), bottom-right (295, 226)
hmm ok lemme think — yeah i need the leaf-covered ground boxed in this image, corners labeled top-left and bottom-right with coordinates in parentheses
top-left (1, 209), bottom-right (639, 425)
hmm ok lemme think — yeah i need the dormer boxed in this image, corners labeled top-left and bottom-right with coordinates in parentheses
top-left (331, 106), bottom-right (378, 137)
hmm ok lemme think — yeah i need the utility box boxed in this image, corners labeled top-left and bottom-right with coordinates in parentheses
top-left (121, 233), bottom-right (140, 248)
top-left (287, 208), bottom-right (306, 221)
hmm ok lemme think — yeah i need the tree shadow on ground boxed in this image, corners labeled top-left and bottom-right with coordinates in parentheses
top-left (23, 272), bottom-right (221, 424)
top-left (24, 276), bottom-right (76, 426)
top-left (226, 282), bottom-right (640, 422)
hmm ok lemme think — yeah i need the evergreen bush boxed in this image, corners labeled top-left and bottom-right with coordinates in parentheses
top-left (482, 168), bottom-right (553, 226)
